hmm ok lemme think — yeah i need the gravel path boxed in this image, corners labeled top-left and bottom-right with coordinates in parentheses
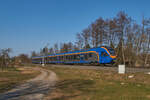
top-left (0, 67), bottom-right (58, 100)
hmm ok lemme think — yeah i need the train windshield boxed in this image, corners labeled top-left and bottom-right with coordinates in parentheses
top-left (106, 47), bottom-right (115, 56)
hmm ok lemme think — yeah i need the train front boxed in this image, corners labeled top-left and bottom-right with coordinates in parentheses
top-left (100, 46), bottom-right (116, 64)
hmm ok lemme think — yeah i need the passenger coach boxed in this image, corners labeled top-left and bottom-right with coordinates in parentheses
top-left (32, 46), bottom-right (116, 64)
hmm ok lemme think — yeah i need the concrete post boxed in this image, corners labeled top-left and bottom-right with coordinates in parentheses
top-left (42, 57), bottom-right (45, 67)
top-left (118, 65), bottom-right (125, 74)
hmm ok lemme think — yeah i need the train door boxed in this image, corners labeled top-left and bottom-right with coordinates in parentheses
top-left (80, 54), bottom-right (84, 63)
top-left (100, 51), bottom-right (109, 63)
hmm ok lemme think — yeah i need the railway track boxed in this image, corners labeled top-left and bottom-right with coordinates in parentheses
top-left (45, 64), bottom-right (150, 73)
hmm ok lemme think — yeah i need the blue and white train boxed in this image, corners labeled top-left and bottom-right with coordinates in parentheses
top-left (32, 46), bottom-right (116, 64)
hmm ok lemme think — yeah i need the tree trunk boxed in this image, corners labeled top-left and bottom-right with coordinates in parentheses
top-left (122, 40), bottom-right (125, 65)
top-left (144, 40), bottom-right (150, 66)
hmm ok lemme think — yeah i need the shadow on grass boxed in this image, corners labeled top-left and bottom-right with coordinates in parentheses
top-left (0, 82), bottom-right (17, 93)
top-left (0, 81), bottom-right (53, 100)
top-left (51, 79), bottom-right (95, 100)
top-left (0, 67), bottom-right (19, 71)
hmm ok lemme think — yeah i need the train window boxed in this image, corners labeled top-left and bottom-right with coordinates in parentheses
top-left (62, 56), bottom-right (64, 60)
top-left (75, 55), bottom-right (78, 60)
top-left (89, 53), bottom-right (92, 57)
top-left (50, 57), bottom-right (52, 61)
top-left (61, 56), bottom-right (63, 60)
top-left (66, 56), bottom-right (68, 60)
top-left (64, 56), bottom-right (66, 60)
top-left (70, 55), bottom-right (72, 61)
top-left (52, 57), bottom-right (54, 61)
top-left (69, 55), bottom-right (71, 61)
top-left (72, 55), bottom-right (74, 60)
top-left (56, 56), bottom-right (57, 60)
top-left (49, 57), bottom-right (51, 61)
top-left (50, 57), bottom-right (53, 61)
top-left (57, 56), bottom-right (60, 61)
top-left (80, 54), bottom-right (84, 57)
top-left (59, 56), bottom-right (61, 60)
top-left (66, 55), bottom-right (68, 60)
top-left (73, 55), bottom-right (76, 60)
top-left (71, 55), bottom-right (74, 60)
top-left (65, 56), bottom-right (67, 60)
top-left (45, 57), bottom-right (48, 62)
top-left (106, 48), bottom-right (115, 56)
top-left (60, 56), bottom-right (62, 60)
top-left (70, 55), bottom-right (73, 61)
top-left (84, 54), bottom-right (88, 60)
top-left (55, 56), bottom-right (58, 61)
top-left (54, 57), bottom-right (57, 60)
top-left (60, 56), bottom-right (62, 61)
top-left (68, 56), bottom-right (70, 60)
top-left (101, 52), bottom-right (108, 57)
top-left (76, 55), bottom-right (80, 60)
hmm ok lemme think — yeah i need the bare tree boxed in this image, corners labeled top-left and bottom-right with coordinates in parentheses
top-left (53, 43), bottom-right (59, 54)
top-left (0, 48), bottom-right (12, 68)
top-left (76, 33), bottom-right (84, 49)
top-left (115, 11), bottom-right (131, 64)
top-left (49, 47), bottom-right (54, 54)
top-left (40, 46), bottom-right (49, 55)
top-left (142, 18), bottom-right (150, 66)
top-left (107, 19), bottom-right (118, 47)
top-left (31, 51), bottom-right (38, 57)
top-left (81, 27), bottom-right (91, 49)
top-left (60, 43), bottom-right (69, 53)
top-left (91, 18), bottom-right (105, 47)
top-left (17, 54), bottom-right (31, 64)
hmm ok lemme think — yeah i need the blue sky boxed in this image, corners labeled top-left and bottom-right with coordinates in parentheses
top-left (0, 0), bottom-right (150, 56)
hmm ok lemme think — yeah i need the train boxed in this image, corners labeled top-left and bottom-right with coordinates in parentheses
top-left (32, 46), bottom-right (116, 65)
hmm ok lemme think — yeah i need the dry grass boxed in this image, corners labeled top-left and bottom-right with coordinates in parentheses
top-left (44, 66), bottom-right (150, 100)
top-left (0, 67), bottom-right (40, 93)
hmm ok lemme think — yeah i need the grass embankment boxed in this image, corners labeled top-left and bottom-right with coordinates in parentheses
top-left (0, 67), bottom-right (40, 93)
top-left (45, 66), bottom-right (150, 100)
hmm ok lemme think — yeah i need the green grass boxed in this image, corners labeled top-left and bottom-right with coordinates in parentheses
top-left (0, 66), bottom-right (19, 71)
top-left (45, 66), bottom-right (150, 100)
top-left (0, 67), bottom-right (39, 93)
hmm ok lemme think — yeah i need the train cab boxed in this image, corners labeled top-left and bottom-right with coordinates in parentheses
top-left (100, 46), bottom-right (116, 64)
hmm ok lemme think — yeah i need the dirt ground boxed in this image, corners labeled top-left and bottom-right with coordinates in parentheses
top-left (0, 67), bottom-right (58, 100)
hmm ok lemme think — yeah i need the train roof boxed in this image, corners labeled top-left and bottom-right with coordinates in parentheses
top-left (32, 46), bottom-right (112, 58)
